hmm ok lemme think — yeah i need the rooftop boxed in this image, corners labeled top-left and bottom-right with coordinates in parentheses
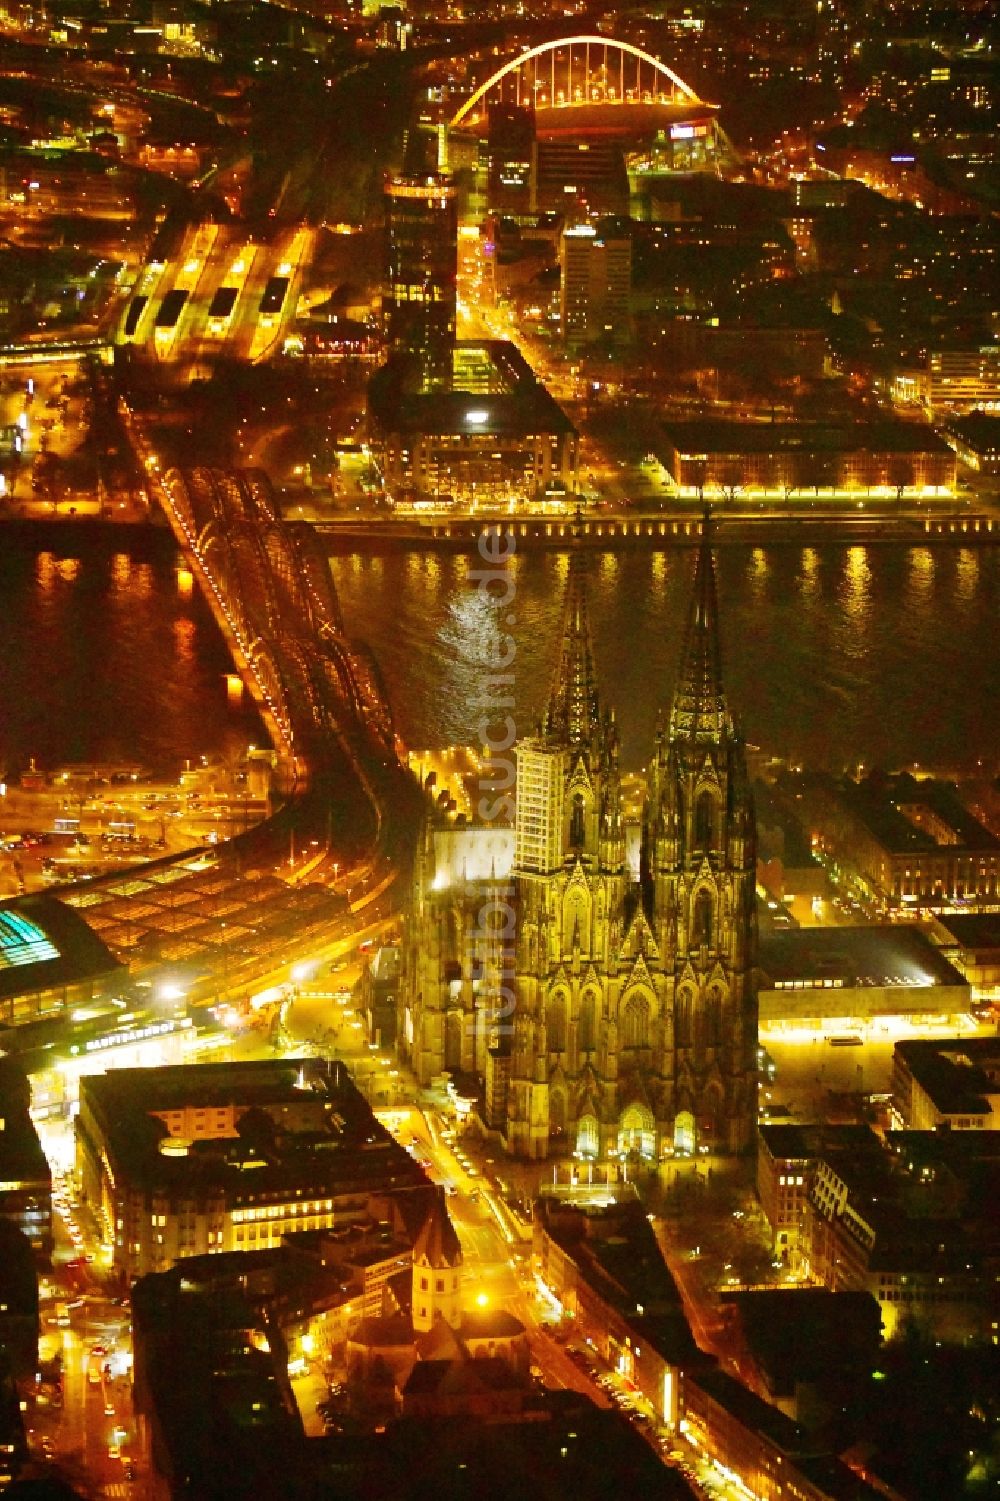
top-left (727, 1289), bottom-right (881, 1393)
top-left (932, 913), bottom-right (1000, 952)
top-left (0, 893), bottom-right (121, 1002)
top-left (758, 925), bottom-right (967, 991)
top-left (660, 420), bottom-right (951, 457)
top-left (758, 1123), bottom-right (881, 1164)
top-left (369, 341), bottom-right (576, 438)
top-left (944, 410), bottom-right (1000, 454)
top-left (79, 1059), bottom-right (428, 1200)
top-left (837, 775), bottom-right (998, 856)
top-left (894, 1037), bottom-right (1000, 1116)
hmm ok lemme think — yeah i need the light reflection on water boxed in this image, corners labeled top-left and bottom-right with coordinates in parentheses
top-left (1, 533), bottom-right (995, 782)
top-left (0, 534), bottom-right (260, 772)
top-left (330, 541), bottom-right (1000, 774)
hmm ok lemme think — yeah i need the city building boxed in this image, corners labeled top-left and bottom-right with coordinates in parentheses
top-left (657, 421), bottom-right (955, 499)
top-left (76, 1059), bottom-right (428, 1281)
top-left (132, 1248), bottom-right (306, 1499)
top-left (928, 913), bottom-right (1000, 1001)
top-left (757, 924), bottom-right (970, 1037)
top-left (0, 1059), bottom-right (51, 1258)
top-left (940, 411), bottom-right (1000, 476)
top-left (891, 1037), bottom-right (1000, 1131)
top-left (533, 1195), bottom-right (695, 1423)
top-left (681, 1362), bottom-right (883, 1501)
top-left (404, 527), bottom-right (758, 1160)
top-left (801, 1129), bottom-right (1000, 1340)
top-left (926, 345), bottom-right (1000, 415)
top-left (0, 1221), bottom-right (39, 1381)
top-left (756, 1124), bottom-right (881, 1256)
top-left (726, 1288), bottom-right (881, 1427)
top-left (533, 139), bottom-right (630, 217)
top-left (368, 339), bottom-right (578, 506)
top-left (796, 773), bottom-right (1000, 912)
top-left (533, 1196), bottom-right (880, 1501)
top-left (356, 943), bottom-right (401, 1050)
top-left (559, 221), bottom-right (632, 346)
top-left (486, 103), bottom-right (536, 217)
top-left (383, 173), bottom-right (458, 392)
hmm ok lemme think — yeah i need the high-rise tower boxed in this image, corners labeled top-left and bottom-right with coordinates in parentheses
top-left (383, 173), bottom-right (458, 392)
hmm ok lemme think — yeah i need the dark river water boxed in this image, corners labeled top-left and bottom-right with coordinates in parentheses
top-left (0, 529), bottom-right (261, 775)
top-left (0, 529), bottom-right (996, 777)
top-left (328, 540), bottom-right (999, 774)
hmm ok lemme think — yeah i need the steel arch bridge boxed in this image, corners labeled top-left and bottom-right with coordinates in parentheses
top-left (449, 35), bottom-right (710, 132)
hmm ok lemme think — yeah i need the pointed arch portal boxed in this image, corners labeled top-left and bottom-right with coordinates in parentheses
top-left (619, 1102), bottom-right (655, 1160)
top-left (673, 1110), bottom-right (696, 1156)
top-left (577, 1114), bottom-right (600, 1157)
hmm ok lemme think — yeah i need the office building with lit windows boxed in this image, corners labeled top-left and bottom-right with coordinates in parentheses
top-left (384, 173), bottom-right (458, 392)
top-left (560, 221), bottom-right (631, 346)
top-left (76, 1059), bottom-right (427, 1281)
top-left (368, 339), bottom-right (578, 505)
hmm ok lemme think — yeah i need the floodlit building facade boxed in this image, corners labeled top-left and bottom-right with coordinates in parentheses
top-left (403, 529), bottom-right (758, 1160)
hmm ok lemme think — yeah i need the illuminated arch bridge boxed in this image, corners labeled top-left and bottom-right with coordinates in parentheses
top-left (447, 35), bottom-right (717, 138)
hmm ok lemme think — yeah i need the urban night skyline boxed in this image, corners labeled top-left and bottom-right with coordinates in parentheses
top-left (0, 0), bottom-right (997, 1499)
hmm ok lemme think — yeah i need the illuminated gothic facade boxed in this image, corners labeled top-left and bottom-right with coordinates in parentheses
top-left (401, 531), bottom-right (758, 1161)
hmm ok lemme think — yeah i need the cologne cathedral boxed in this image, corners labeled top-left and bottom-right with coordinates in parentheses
top-left (401, 529), bottom-right (758, 1161)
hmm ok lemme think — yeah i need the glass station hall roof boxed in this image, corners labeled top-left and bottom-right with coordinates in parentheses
top-left (0, 909), bottom-right (60, 970)
top-left (0, 895), bottom-right (121, 1004)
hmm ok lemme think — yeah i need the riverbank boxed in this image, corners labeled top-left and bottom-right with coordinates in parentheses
top-left (311, 507), bottom-right (1000, 550)
top-left (3, 502), bottom-right (998, 551)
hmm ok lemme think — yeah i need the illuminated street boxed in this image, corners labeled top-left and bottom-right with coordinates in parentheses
top-left (0, 5), bottom-right (997, 1501)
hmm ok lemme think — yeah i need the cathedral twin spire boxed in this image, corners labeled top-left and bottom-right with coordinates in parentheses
top-left (545, 514), bottom-right (733, 753)
top-left (544, 518), bottom-right (602, 748)
top-left (669, 520), bottom-right (733, 746)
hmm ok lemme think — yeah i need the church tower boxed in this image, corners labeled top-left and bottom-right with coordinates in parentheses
top-left (645, 528), bottom-right (758, 1153)
top-left (411, 1188), bottom-right (464, 1333)
top-left (507, 529), bottom-right (626, 1159)
top-left (402, 520), bottom-right (758, 1162)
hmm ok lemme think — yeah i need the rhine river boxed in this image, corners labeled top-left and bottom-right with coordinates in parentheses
top-left (0, 529), bottom-right (996, 778)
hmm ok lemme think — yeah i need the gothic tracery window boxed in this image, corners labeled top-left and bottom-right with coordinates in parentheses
top-left (621, 994), bottom-right (650, 1049)
top-left (578, 990), bottom-right (598, 1053)
top-left (702, 987), bottom-right (722, 1051)
top-left (695, 789), bottom-right (715, 851)
top-left (547, 992), bottom-right (567, 1051)
top-left (692, 888), bottom-right (714, 949)
top-left (676, 987), bottom-right (694, 1049)
top-left (570, 792), bottom-right (586, 850)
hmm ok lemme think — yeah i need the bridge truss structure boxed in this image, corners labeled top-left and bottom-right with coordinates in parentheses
top-left (449, 35), bottom-right (710, 131)
top-left (161, 466), bottom-right (396, 787)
